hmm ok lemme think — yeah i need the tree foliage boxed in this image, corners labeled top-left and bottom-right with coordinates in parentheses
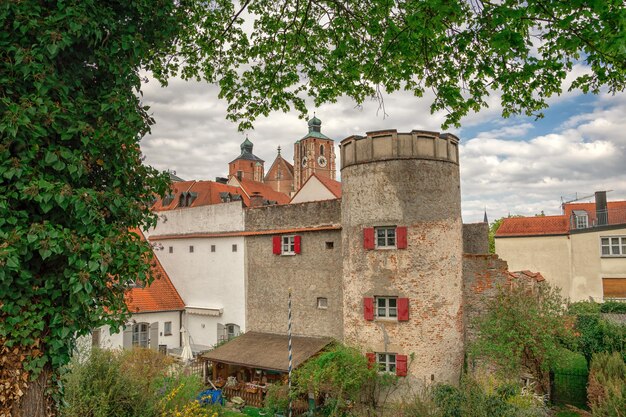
top-left (159, 0), bottom-right (626, 129)
top-left (1, 1), bottom-right (173, 413)
top-left (469, 283), bottom-right (574, 393)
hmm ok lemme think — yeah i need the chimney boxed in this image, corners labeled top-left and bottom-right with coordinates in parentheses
top-left (595, 191), bottom-right (608, 226)
top-left (249, 192), bottom-right (264, 208)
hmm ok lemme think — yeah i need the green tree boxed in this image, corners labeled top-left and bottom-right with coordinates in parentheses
top-left (0, 2), bottom-right (175, 415)
top-left (3, 1), bottom-right (626, 415)
top-left (470, 283), bottom-right (574, 393)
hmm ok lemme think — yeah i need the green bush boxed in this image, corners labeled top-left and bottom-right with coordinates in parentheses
top-left (568, 302), bottom-right (626, 364)
top-left (600, 302), bottom-right (626, 314)
top-left (587, 352), bottom-right (626, 417)
top-left (429, 377), bottom-right (548, 417)
top-left (61, 348), bottom-right (204, 417)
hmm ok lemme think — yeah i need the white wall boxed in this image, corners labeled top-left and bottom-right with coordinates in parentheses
top-left (290, 176), bottom-right (336, 204)
top-left (144, 202), bottom-right (245, 237)
top-left (147, 202), bottom-right (247, 348)
top-left (98, 310), bottom-right (182, 350)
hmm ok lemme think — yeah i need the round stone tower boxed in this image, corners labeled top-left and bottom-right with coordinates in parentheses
top-left (340, 129), bottom-right (463, 387)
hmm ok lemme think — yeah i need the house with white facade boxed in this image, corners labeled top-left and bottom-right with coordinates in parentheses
top-left (95, 230), bottom-right (186, 351)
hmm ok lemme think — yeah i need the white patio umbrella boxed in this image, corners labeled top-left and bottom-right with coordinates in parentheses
top-left (180, 326), bottom-right (193, 362)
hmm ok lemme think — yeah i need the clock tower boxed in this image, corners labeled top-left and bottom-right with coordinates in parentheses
top-left (293, 115), bottom-right (336, 192)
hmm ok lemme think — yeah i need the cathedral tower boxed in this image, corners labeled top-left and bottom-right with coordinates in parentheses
top-left (293, 116), bottom-right (336, 192)
top-left (229, 137), bottom-right (265, 182)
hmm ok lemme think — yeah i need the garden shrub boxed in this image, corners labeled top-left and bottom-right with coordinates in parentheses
top-left (568, 302), bottom-right (626, 363)
top-left (587, 352), bottom-right (626, 417)
top-left (600, 302), bottom-right (626, 314)
top-left (61, 348), bottom-right (205, 417)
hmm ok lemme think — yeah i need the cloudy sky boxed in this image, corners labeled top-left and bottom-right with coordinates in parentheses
top-left (139, 72), bottom-right (626, 223)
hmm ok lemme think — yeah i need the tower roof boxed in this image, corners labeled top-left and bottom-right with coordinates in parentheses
top-left (298, 115), bottom-right (332, 142)
top-left (230, 137), bottom-right (264, 163)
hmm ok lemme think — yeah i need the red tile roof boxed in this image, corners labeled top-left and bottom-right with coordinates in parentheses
top-left (495, 215), bottom-right (569, 237)
top-left (124, 230), bottom-right (185, 313)
top-left (563, 201), bottom-right (626, 226)
top-left (153, 180), bottom-right (247, 211)
top-left (237, 178), bottom-right (291, 205)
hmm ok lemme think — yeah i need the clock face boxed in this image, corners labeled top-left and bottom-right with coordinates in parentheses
top-left (301, 157), bottom-right (308, 167)
top-left (317, 156), bottom-right (327, 167)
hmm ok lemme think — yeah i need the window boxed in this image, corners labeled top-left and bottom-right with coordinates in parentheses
top-left (377, 353), bottom-right (396, 373)
top-left (376, 297), bottom-right (397, 318)
top-left (576, 214), bottom-right (588, 229)
top-left (222, 323), bottom-right (240, 340)
top-left (169, 246), bottom-right (173, 254)
top-left (232, 244), bottom-right (237, 252)
top-left (376, 227), bottom-right (396, 248)
top-left (163, 321), bottom-right (172, 336)
top-left (282, 235), bottom-right (296, 255)
top-left (132, 322), bottom-right (149, 348)
top-left (237, 171), bottom-right (243, 180)
top-left (325, 241), bottom-right (334, 249)
top-left (364, 226), bottom-right (407, 250)
top-left (211, 245), bottom-right (216, 253)
top-left (317, 297), bottom-right (328, 309)
top-left (320, 144), bottom-right (325, 156)
top-left (273, 235), bottom-right (301, 255)
top-left (601, 236), bottom-right (626, 256)
top-left (189, 245), bottom-right (194, 253)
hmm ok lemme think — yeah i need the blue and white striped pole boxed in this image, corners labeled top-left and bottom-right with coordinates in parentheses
top-left (288, 288), bottom-right (293, 417)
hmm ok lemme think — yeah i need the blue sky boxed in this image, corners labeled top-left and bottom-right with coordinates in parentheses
top-left (139, 76), bottom-right (626, 224)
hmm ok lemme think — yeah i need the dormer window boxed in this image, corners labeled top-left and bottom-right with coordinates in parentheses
top-left (572, 210), bottom-right (588, 229)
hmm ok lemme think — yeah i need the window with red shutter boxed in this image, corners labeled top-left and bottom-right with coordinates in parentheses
top-left (366, 352), bottom-right (376, 368)
top-left (363, 297), bottom-right (374, 321)
top-left (294, 235), bottom-right (301, 254)
top-left (397, 298), bottom-right (409, 321)
top-left (396, 226), bottom-right (407, 249)
top-left (396, 355), bottom-right (408, 376)
top-left (272, 236), bottom-right (281, 255)
top-left (363, 228), bottom-right (375, 250)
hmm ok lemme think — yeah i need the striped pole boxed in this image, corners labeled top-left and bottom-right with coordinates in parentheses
top-left (288, 288), bottom-right (293, 417)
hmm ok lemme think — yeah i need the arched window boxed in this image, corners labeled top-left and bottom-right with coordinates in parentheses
top-left (320, 144), bottom-right (325, 156)
top-left (132, 322), bottom-right (149, 347)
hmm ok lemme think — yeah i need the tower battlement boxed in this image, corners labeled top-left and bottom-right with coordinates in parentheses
top-left (340, 129), bottom-right (459, 170)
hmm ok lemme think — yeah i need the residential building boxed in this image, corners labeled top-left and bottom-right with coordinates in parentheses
top-left (495, 191), bottom-right (626, 302)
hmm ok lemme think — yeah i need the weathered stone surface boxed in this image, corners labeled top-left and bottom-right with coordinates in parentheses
top-left (340, 130), bottom-right (464, 389)
top-left (463, 223), bottom-right (489, 254)
top-left (245, 199), bottom-right (340, 231)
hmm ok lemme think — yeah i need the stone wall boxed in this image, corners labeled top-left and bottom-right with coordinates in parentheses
top-left (245, 199), bottom-right (341, 231)
top-left (461, 254), bottom-right (510, 346)
top-left (463, 222), bottom-right (489, 254)
top-left (245, 229), bottom-right (343, 339)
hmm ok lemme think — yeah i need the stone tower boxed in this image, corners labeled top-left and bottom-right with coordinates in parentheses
top-left (229, 137), bottom-right (265, 182)
top-left (340, 129), bottom-right (463, 387)
top-left (293, 116), bottom-right (336, 192)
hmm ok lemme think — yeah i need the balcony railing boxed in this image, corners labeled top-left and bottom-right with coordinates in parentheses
top-left (570, 207), bottom-right (626, 230)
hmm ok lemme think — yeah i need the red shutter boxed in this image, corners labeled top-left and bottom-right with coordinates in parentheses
top-left (397, 298), bottom-right (409, 321)
top-left (396, 355), bottom-right (408, 376)
top-left (294, 235), bottom-right (302, 254)
top-left (363, 297), bottom-right (374, 321)
top-left (272, 236), bottom-right (281, 255)
top-left (366, 352), bottom-right (376, 369)
top-left (396, 226), bottom-right (407, 249)
top-left (363, 227), bottom-right (375, 250)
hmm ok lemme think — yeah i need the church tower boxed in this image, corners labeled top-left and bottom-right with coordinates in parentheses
top-left (229, 137), bottom-right (265, 182)
top-left (293, 116), bottom-right (336, 192)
